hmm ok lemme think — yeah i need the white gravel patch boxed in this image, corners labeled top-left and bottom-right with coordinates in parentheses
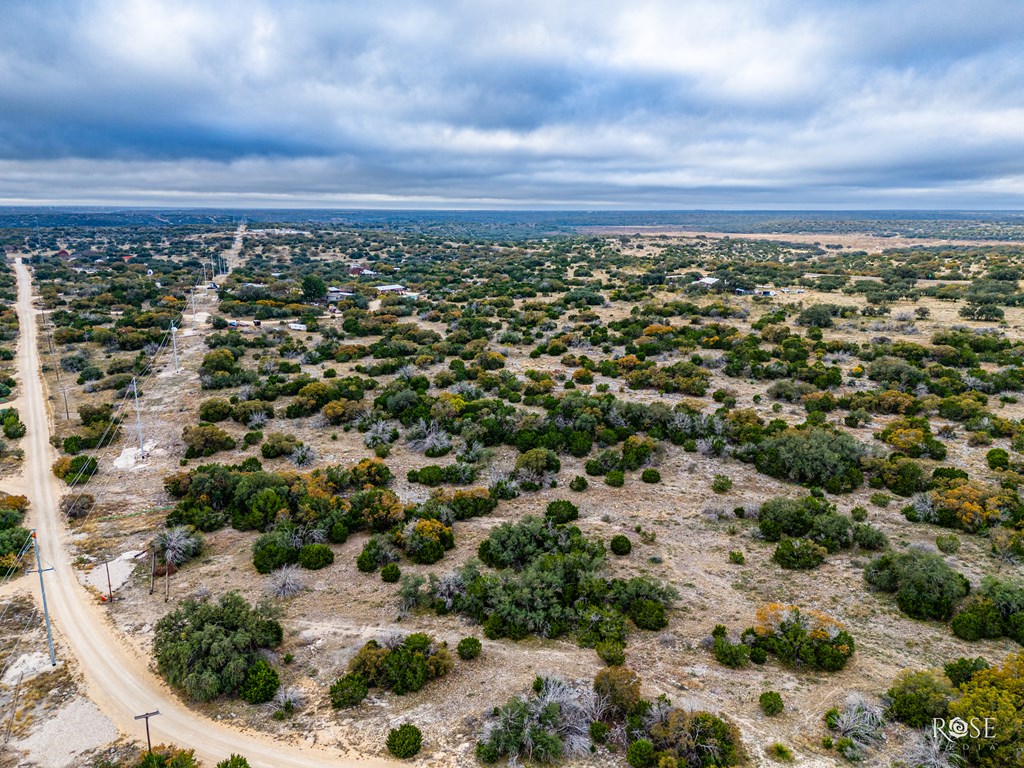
top-left (81, 550), bottom-right (145, 594)
top-left (13, 697), bottom-right (117, 768)
top-left (1, 652), bottom-right (59, 685)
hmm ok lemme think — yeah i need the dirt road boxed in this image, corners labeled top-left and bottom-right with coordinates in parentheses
top-left (12, 258), bottom-right (397, 768)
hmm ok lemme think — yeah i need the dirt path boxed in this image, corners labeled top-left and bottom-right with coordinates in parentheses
top-left (223, 222), bottom-right (246, 273)
top-left (12, 257), bottom-right (398, 768)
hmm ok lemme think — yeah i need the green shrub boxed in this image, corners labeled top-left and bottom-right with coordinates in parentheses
top-left (648, 709), bottom-right (746, 766)
top-left (755, 427), bottom-right (864, 492)
top-left (728, 550), bottom-right (745, 565)
top-left (943, 656), bottom-right (989, 687)
top-left (626, 739), bottom-right (655, 768)
top-left (610, 535), bottom-right (632, 556)
top-left (297, 543), bottom-right (334, 570)
top-left (987, 448), bottom-right (1010, 470)
top-left (760, 691), bottom-right (784, 716)
top-left (595, 640), bottom-right (625, 666)
top-left (545, 500), bottom-right (579, 525)
top-left (476, 678), bottom-right (579, 764)
top-left (569, 475), bottom-right (588, 492)
top-left (629, 599), bottom-right (667, 630)
top-left (252, 530), bottom-right (299, 574)
top-left (864, 551), bottom-right (969, 620)
top-left (748, 605), bottom-right (856, 672)
top-left (886, 670), bottom-right (952, 727)
top-left (403, 518), bottom-right (454, 564)
top-left (935, 533), bottom-right (961, 554)
top-left (593, 666), bottom-right (642, 716)
top-left (758, 496), bottom-right (828, 541)
top-left (951, 595), bottom-right (1005, 641)
top-left (850, 506), bottom-right (868, 522)
top-left (261, 432), bottom-right (300, 459)
top-left (329, 673), bottom-right (368, 708)
top-left (356, 535), bottom-right (398, 573)
top-left (589, 721), bottom-right (609, 744)
top-left (239, 659), bottom-right (279, 704)
top-left (214, 756), bottom-right (251, 768)
top-left (711, 474), bottom-right (733, 493)
top-left (329, 521), bottom-right (349, 544)
top-left (2, 413), bottom-right (25, 440)
top-left (182, 425), bottom-right (236, 459)
top-left (386, 723), bottom-right (422, 759)
top-left (381, 562), bottom-right (401, 583)
top-left (136, 747), bottom-right (201, 767)
top-left (835, 737), bottom-right (859, 761)
top-left (773, 538), bottom-right (827, 569)
top-left (457, 637), bottom-right (482, 660)
top-left (641, 468), bottom-right (660, 483)
top-left (442, 517), bottom-right (674, 644)
top-left (54, 454), bottom-right (98, 484)
top-left (348, 634), bottom-right (453, 696)
top-left (852, 523), bottom-right (888, 551)
top-left (713, 636), bottom-right (749, 668)
top-left (199, 398), bottom-right (233, 422)
top-left (154, 593), bottom-right (282, 702)
top-left (604, 470), bottom-right (625, 487)
top-left (869, 492), bottom-right (890, 507)
top-left (767, 742), bottom-right (794, 762)
top-left (809, 513), bottom-right (853, 552)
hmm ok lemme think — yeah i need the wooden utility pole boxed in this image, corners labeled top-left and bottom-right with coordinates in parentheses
top-left (104, 560), bottom-right (113, 603)
top-left (4, 672), bottom-right (23, 743)
top-left (61, 387), bottom-right (69, 420)
top-left (149, 549), bottom-right (156, 595)
top-left (134, 710), bottom-right (160, 753)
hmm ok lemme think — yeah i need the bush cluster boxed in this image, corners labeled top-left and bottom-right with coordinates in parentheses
top-left (476, 670), bottom-right (745, 768)
top-left (950, 576), bottom-right (1024, 644)
top-left (153, 592), bottom-right (282, 702)
top-left (457, 636), bottom-right (482, 660)
top-left (432, 515), bottom-right (675, 646)
top-left (759, 691), bottom-right (784, 716)
top-left (864, 550), bottom-right (969, 621)
top-left (0, 493), bottom-right (30, 576)
top-left (342, 633), bottom-right (454, 699)
top-left (386, 723), bottom-right (422, 759)
top-left (713, 605), bottom-right (856, 672)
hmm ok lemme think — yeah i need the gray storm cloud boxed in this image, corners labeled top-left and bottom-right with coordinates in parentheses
top-left (1, 0), bottom-right (1023, 208)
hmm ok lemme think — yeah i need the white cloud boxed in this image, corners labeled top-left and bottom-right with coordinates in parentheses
top-left (0, 0), bottom-right (1022, 207)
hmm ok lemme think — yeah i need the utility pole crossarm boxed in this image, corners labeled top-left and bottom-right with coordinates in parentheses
top-left (134, 710), bottom-right (161, 753)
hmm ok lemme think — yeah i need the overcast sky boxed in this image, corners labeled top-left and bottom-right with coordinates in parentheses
top-left (2, 0), bottom-right (1023, 209)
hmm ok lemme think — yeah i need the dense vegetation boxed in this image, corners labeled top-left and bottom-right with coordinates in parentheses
top-left (153, 592), bottom-right (282, 702)
top-left (16, 217), bottom-right (1024, 768)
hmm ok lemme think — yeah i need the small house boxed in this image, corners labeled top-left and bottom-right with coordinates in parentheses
top-left (692, 276), bottom-right (720, 287)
